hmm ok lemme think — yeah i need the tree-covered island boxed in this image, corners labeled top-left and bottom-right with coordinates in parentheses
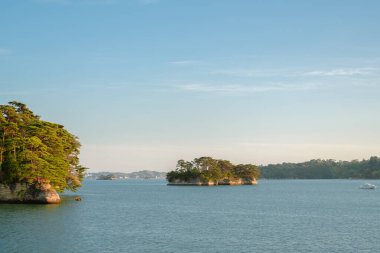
top-left (166, 157), bottom-right (260, 185)
top-left (0, 102), bottom-right (86, 203)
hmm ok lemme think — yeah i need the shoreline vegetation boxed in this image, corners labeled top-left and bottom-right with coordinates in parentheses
top-left (0, 102), bottom-right (85, 204)
top-left (166, 157), bottom-right (259, 186)
top-left (86, 157), bottom-right (380, 183)
top-left (260, 157), bottom-right (380, 179)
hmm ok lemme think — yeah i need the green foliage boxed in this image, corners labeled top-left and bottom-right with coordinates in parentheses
top-left (260, 157), bottom-right (380, 179)
top-left (166, 159), bottom-right (201, 182)
top-left (233, 164), bottom-right (260, 180)
top-left (166, 156), bottom-right (260, 183)
top-left (0, 101), bottom-right (86, 192)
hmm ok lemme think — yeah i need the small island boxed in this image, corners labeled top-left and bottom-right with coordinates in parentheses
top-left (96, 174), bottom-right (117, 180)
top-left (0, 102), bottom-right (86, 204)
top-left (166, 157), bottom-right (260, 186)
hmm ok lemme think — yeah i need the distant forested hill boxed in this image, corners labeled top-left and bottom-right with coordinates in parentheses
top-left (260, 156), bottom-right (380, 179)
top-left (127, 170), bottom-right (166, 179)
top-left (87, 170), bottom-right (166, 179)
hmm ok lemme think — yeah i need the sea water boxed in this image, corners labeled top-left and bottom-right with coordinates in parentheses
top-left (1, 179), bottom-right (380, 252)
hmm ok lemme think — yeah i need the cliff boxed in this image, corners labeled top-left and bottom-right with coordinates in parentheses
top-left (0, 183), bottom-right (61, 204)
top-left (167, 178), bottom-right (257, 186)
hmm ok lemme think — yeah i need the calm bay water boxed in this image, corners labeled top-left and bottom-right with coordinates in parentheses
top-left (1, 179), bottom-right (380, 252)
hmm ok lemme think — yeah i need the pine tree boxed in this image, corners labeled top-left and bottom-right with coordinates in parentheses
top-left (0, 101), bottom-right (85, 192)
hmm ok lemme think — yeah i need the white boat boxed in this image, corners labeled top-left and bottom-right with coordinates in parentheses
top-left (360, 183), bottom-right (376, 189)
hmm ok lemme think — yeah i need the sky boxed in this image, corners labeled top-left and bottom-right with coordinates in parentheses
top-left (1, 0), bottom-right (380, 172)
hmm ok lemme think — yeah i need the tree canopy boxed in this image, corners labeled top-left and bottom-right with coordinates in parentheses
top-left (166, 156), bottom-right (260, 183)
top-left (260, 157), bottom-right (380, 179)
top-left (0, 101), bottom-right (85, 192)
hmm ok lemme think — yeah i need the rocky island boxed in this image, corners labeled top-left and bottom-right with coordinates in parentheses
top-left (0, 182), bottom-right (61, 204)
top-left (166, 157), bottom-right (259, 186)
top-left (0, 102), bottom-right (85, 204)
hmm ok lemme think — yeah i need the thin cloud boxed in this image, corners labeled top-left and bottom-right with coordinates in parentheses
top-left (174, 79), bottom-right (374, 95)
top-left (212, 67), bottom-right (378, 78)
top-left (211, 68), bottom-right (291, 77)
top-left (304, 68), bottom-right (375, 77)
top-left (176, 83), bottom-right (301, 94)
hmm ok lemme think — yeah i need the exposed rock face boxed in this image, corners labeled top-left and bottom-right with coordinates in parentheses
top-left (167, 178), bottom-right (215, 186)
top-left (242, 178), bottom-right (258, 185)
top-left (0, 183), bottom-right (61, 204)
top-left (168, 178), bottom-right (258, 186)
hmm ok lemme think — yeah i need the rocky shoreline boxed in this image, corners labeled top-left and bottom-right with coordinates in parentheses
top-left (167, 178), bottom-right (257, 186)
top-left (0, 183), bottom-right (61, 204)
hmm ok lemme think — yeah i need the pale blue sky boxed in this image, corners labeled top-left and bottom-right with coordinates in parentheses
top-left (1, 0), bottom-right (380, 171)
